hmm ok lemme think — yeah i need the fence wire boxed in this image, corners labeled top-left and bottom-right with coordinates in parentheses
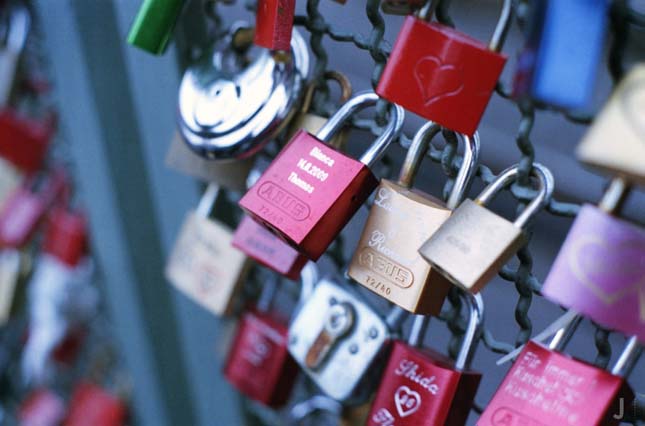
top-left (206, 0), bottom-right (644, 423)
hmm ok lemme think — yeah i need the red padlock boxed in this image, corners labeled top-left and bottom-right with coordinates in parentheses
top-left (0, 168), bottom-right (68, 249)
top-left (0, 109), bottom-right (54, 173)
top-left (254, 0), bottom-right (296, 52)
top-left (376, 0), bottom-right (511, 136)
top-left (368, 293), bottom-right (483, 426)
top-left (239, 92), bottom-right (404, 260)
top-left (65, 381), bottom-right (127, 426)
top-left (478, 327), bottom-right (639, 426)
top-left (42, 206), bottom-right (88, 267)
top-left (224, 264), bottom-right (317, 406)
top-left (18, 388), bottom-right (67, 426)
top-left (232, 215), bottom-right (308, 280)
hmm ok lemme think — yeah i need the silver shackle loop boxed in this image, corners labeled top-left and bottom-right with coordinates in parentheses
top-left (455, 293), bottom-right (484, 371)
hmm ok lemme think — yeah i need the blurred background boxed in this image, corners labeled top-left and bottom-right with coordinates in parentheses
top-left (0, 0), bottom-right (643, 425)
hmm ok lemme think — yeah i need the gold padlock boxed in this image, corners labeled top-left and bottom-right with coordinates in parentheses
top-left (348, 122), bottom-right (479, 314)
top-left (165, 184), bottom-right (251, 315)
top-left (577, 65), bottom-right (645, 186)
top-left (286, 70), bottom-right (352, 149)
top-left (380, 0), bottom-right (427, 15)
top-left (419, 163), bottom-right (554, 293)
top-left (165, 132), bottom-right (253, 193)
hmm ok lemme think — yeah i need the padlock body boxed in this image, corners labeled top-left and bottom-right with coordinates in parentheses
top-left (18, 389), bottom-right (66, 426)
top-left (288, 279), bottom-right (390, 403)
top-left (513, 0), bottom-right (609, 109)
top-left (577, 65), bottom-right (645, 186)
top-left (239, 130), bottom-right (378, 260)
top-left (349, 180), bottom-right (452, 314)
top-left (542, 204), bottom-right (645, 343)
top-left (377, 17), bottom-right (507, 136)
top-left (419, 199), bottom-right (526, 293)
top-left (368, 341), bottom-right (481, 426)
top-left (232, 216), bottom-right (308, 279)
top-left (65, 382), bottom-right (127, 426)
top-left (126, 0), bottom-right (183, 55)
top-left (254, 0), bottom-right (296, 51)
top-left (223, 310), bottom-right (298, 407)
top-left (0, 188), bottom-right (46, 248)
top-left (165, 211), bottom-right (250, 316)
top-left (0, 110), bottom-right (51, 173)
top-left (166, 132), bottom-right (253, 192)
top-left (478, 341), bottom-right (633, 426)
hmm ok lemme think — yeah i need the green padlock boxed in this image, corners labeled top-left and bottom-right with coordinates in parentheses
top-left (127, 0), bottom-right (184, 55)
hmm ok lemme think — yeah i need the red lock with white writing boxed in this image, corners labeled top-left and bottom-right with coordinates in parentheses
top-left (478, 331), bottom-right (639, 425)
top-left (368, 293), bottom-right (483, 426)
top-left (224, 264), bottom-right (317, 406)
top-left (239, 92), bottom-right (404, 260)
top-left (376, 0), bottom-right (511, 136)
top-left (254, 0), bottom-right (296, 52)
top-left (232, 215), bottom-right (308, 280)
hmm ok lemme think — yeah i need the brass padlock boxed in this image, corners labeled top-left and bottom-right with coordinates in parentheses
top-left (349, 122), bottom-right (479, 314)
top-left (419, 163), bottom-right (554, 293)
top-left (577, 65), bottom-right (645, 186)
top-left (287, 71), bottom-right (352, 150)
top-left (165, 184), bottom-right (251, 315)
top-left (165, 132), bottom-right (252, 193)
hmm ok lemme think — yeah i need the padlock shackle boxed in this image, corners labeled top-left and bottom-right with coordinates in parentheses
top-left (598, 177), bottom-right (631, 215)
top-left (385, 305), bottom-right (408, 332)
top-left (257, 274), bottom-right (280, 313)
top-left (288, 394), bottom-right (343, 423)
top-left (611, 336), bottom-right (643, 377)
top-left (475, 163), bottom-right (554, 229)
top-left (407, 314), bottom-right (430, 348)
top-left (547, 311), bottom-right (582, 352)
top-left (455, 293), bottom-right (484, 371)
top-left (300, 71), bottom-right (352, 116)
top-left (316, 92), bottom-right (404, 168)
top-left (195, 183), bottom-right (220, 218)
top-left (397, 122), bottom-right (479, 208)
top-left (4, 3), bottom-right (30, 53)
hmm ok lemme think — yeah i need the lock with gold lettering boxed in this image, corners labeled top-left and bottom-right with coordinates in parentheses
top-left (349, 122), bottom-right (479, 314)
top-left (419, 163), bottom-right (554, 293)
top-left (165, 184), bottom-right (251, 316)
top-left (239, 92), bottom-right (404, 260)
top-left (576, 65), bottom-right (645, 187)
top-left (368, 292), bottom-right (484, 426)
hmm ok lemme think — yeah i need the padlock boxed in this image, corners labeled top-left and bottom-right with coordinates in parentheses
top-left (65, 381), bottom-right (128, 426)
top-left (165, 184), bottom-right (251, 316)
top-left (419, 163), bottom-right (554, 293)
top-left (541, 178), bottom-right (645, 344)
top-left (165, 132), bottom-right (253, 192)
top-left (478, 330), bottom-right (640, 425)
top-left (177, 22), bottom-right (309, 160)
top-left (368, 292), bottom-right (484, 426)
top-left (513, 0), bottom-right (610, 109)
top-left (288, 278), bottom-right (408, 403)
top-left (126, 0), bottom-right (184, 55)
top-left (349, 122), bottom-right (479, 314)
top-left (0, 3), bottom-right (30, 106)
top-left (0, 109), bottom-right (54, 174)
top-left (254, 0), bottom-right (296, 52)
top-left (577, 65), bottom-right (645, 186)
top-left (18, 388), bottom-right (67, 426)
top-left (381, 0), bottom-right (426, 16)
top-left (239, 92), bottom-right (404, 260)
top-left (224, 263), bottom-right (317, 407)
top-left (232, 215), bottom-right (308, 280)
top-left (286, 70), bottom-right (353, 150)
top-left (376, 0), bottom-right (511, 135)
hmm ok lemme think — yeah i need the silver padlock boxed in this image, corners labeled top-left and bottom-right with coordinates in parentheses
top-left (0, 3), bottom-right (29, 107)
top-left (177, 22), bottom-right (310, 160)
top-left (288, 278), bottom-right (406, 404)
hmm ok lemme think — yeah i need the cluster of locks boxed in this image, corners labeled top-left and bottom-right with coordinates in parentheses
top-left (0, 2), bottom-right (131, 424)
top-left (129, 0), bottom-right (644, 424)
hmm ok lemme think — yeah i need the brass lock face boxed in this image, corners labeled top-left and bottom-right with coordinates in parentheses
top-left (419, 198), bottom-right (526, 293)
top-left (165, 211), bottom-right (251, 315)
top-left (577, 65), bottom-right (645, 186)
top-left (348, 180), bottom-right (452, 314)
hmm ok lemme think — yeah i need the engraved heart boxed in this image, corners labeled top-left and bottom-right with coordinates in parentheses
top-left (619, 75), bottom-right (645, 139)
top-left (394, 385), bottom-right (422, 418)
top-left (413, 55), bottom-right (464, 107)
top-left (568, 234), bottom-right (645, 321)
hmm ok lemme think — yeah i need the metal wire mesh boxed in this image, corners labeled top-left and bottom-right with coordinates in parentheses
top-left (204, 0), bottom-right (644, 423)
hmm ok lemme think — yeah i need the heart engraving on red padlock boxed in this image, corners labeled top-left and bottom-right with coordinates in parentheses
top-left (414, 56), bottom-right (465, 107)
top-left (568, 234), bottom-right (645, 320)
top-left (394, 385), bottom-right (422, 418)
